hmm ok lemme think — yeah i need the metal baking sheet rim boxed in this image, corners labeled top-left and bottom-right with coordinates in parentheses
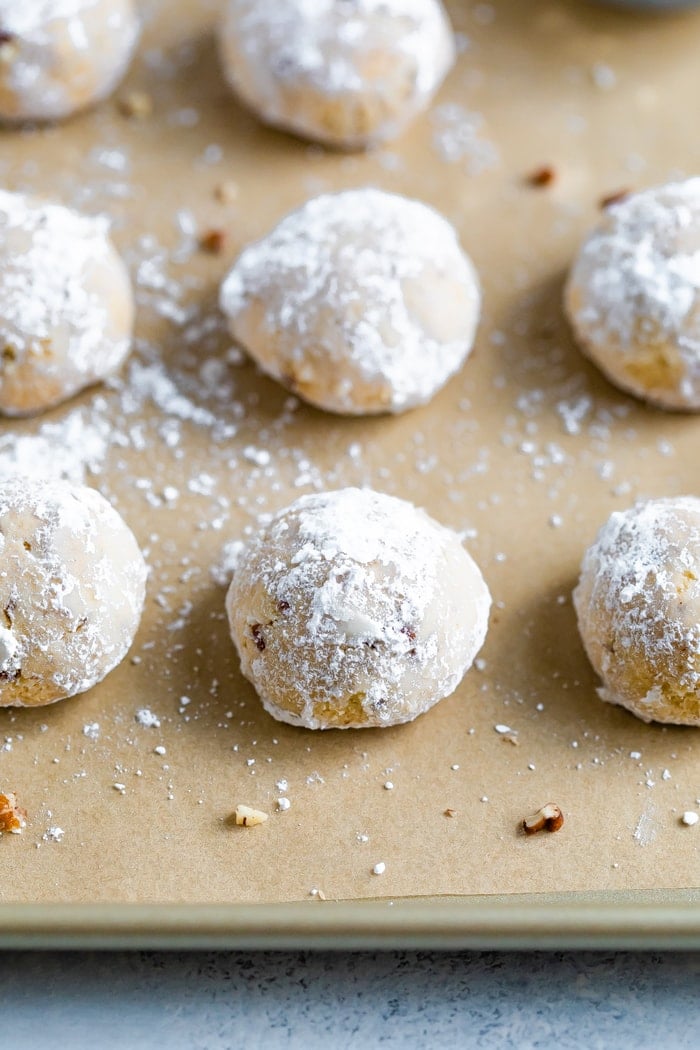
top-left (3, 891), bottom-right (700, 949)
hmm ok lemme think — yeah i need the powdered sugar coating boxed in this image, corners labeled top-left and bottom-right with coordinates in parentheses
top-left (0, 190), bottom-right (133, 416)
top-left (226, 488), bottom-right (491, 729)
top-left (218, 0), bottom-right (454, 148)
top-left (219, 188), bottom-right (480, 415)
top-left (565, 179), bottom-right (700, 410)
top-left (0, 0), bottom-right (139, 122)
top-left (574, 496), bottom-right (700, 725)
top-left (0, 477), bottom-right (147, 708)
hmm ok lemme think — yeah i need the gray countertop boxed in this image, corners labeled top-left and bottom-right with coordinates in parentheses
top-left (3, 950), bottom-right (698, 1048)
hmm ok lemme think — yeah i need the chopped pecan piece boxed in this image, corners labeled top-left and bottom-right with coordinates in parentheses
top-left (526, 165), bottom-right (556, 188)
top-left (0, 792), bottom-right (26, 834)
top-left (234, 804), bottom-right (268, 827)
top-left (522, 802), bottom-right (564, 836)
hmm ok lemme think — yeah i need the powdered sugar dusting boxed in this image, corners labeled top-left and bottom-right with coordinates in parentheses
top-left (220, 188), bottom-right (480, 414)
top-left (431, 103), bottom-right (499, 175)
top-left (1, 0), bottom-right (696, 894)
top-left (220, 0), bottom-right (454, 144)
top-left (0, 477), bottom-right (147, 707)
top-left (227, 0), bottom-right (451, 93)
top-left (633, 804), bottom-right (657, 848)
top-left (210, 540), bottom-right (246, 587)
top-left (574, 496), bottom-right (700, 724)
top-left (0, 0), bottom-right (140, 123)
top-left (226, 488), bottom-right (491, 729)
top-left (294, 488), bottom-right (437, 572)
top-left (565, 178), bottom-right (700, 408)
top-left (0, 189), bottom-right (132, 415)
top-left (0, 189), bottom-right (111, 351)
top-left (0, 409), bottom-right (111, 484)
top-left (0, 0), bottom-right (102, 34)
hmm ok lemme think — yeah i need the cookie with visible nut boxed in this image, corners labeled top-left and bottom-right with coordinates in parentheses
top-left (574, 496), bottom-right (700, 725)
top-left (0, 478), bottom-right (147, 708)
top-left (225, 487), bottom-right (491, 729)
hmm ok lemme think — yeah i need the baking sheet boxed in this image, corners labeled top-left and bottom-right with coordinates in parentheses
top-left (2, 0), bottom-right (700, 916)
top-left (5, 892), bottom-right (700, 950)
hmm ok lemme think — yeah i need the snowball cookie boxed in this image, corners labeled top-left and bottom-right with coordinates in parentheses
top-left (565, 179), bottom-right (700, 411)
top-left (0, 0), bottom-right (140, 123)
top-left (219, 188), bottom-right (481, 415)
top-left (226, 488), bottom-right (491, 729)
top-left (0, 478), bottom-right (147, 707)
top-left (217, 0), bottom-right (454, 149)
top-left (0, 190), bottom-right (134, 417)
top-left (574, 496), bottom-right (700, 725)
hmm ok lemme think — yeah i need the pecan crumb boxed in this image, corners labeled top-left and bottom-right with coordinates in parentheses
top-left (0, 791), bottom-right (26, 834)
top-left (443, 808), bottom-right (457, 818)
top-left (117, 90), bottom-right (153, 119)
top-left (251, 623), bottom-right (266, 651)
top-left (502, 733), bottom-right (520, 746)
top-left (199, 228), bottom-right (227, 255)
top-left (233, 804), bottom-right (269, 827)
top-left (522, 802), bottom-right (564, 836)
top-left (214, 180), bottom-right (239, 204)
top-left (599, 188), bottom-right (630, 209)
top-left (526, 165), bottom-right (556, 188)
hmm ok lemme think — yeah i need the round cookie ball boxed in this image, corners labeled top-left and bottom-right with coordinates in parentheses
top-left (0, 0), bottom-right (140, 123)
top-left (219, 188), bottom-right (481, 415)
top-left (226, 488), bottom-right (491, 729)
top-left (573, 496), bottom-right (700, 725)
top-left (565, 179), bottom-right (700, 411)
top-left (217, 0), bottom-right (454, 149)
top-left (0, 189), bottom-right (134, 417)
top-left (0, 477), bottom-right (147, 708)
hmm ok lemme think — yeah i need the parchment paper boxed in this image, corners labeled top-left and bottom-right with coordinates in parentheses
top-left (1, 0), bottom-right (700, 903)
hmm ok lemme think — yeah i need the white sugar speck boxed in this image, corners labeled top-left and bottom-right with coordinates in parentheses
top-left (135, 708), bottom-right (161, 728)
top-left (591, 62), bottom-right (617, 91)
top-left (243, 445), bottom-right (271, 467)
top-left (210, 539), bottom-right (245, 586)
top-left (633, 805), bottom-right (657, 846)
top-left (42, 826), bottom-right (64, 843)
